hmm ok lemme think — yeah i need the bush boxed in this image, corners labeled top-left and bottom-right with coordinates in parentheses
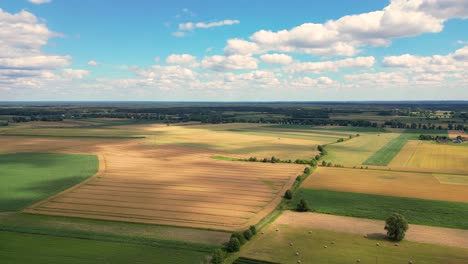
top-left (315, 155), bottom-right (320, 160)
top-left (327, 162), bottom-right (332, 167)
top-left (210, 249), bottom-right (225, 264)
top-left (384, 213), bottom-right (409, 241)
top-left (231, 231), bottom-right (246, 245)
top-left (322, 160), bottom-right (327, 166)
top-left (226, 237), bottom-right (241, 252)
top-left (284, 189), bottom-right (293, 200)
top-left (304, 167), bottom-right (311, 174)
top-left (296, 198), bottom-right (311, 212)
top-left (249, 225), bottom-right (257, 235)
top-left (317, 145), bottom-right (324, 152)
top-left (243, 229), bottom-right (253, 240)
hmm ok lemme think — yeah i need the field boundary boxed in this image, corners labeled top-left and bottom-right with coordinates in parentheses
top-left (24, 154), bottom-right (107, 213)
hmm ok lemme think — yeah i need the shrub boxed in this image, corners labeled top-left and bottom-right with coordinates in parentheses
top-left (385, 213), bottom-right (409, 241)
top-left (327, 162), bottom-right (332, 167)
top-left (315, 155), bottom-right (320, 160)
top-left (210, 249), bottom-right (225, 264)
top-left (304, 167), bottom-right (311, 174)
top-left (249, 225), bottom-right (257, 235)
top-left (296, 175), bottom-right (302, 182)
top-left (226, 237), bottom-right (241, 252)
top-left (243, 229), bottom-right (253, 240)
top-left (322, 160), bottom-right (327, 166)
top-left (284, 189), bottom-right (293, 200)
top-left (231, 231), bottom-right (246, 245)
top-left (317, 145), bottom-right (324, 152)
top-left (296, 198), bottom-right (311, 212)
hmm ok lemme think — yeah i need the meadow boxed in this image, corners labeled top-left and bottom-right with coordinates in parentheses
top-left (0, 153), bottom-right (98, 211)
top-left (291, 189), bottom-right (468, 229)
top-left (240, 224), bottom-right (468, 264)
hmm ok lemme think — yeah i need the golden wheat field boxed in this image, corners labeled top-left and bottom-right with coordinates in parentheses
top-left (5, 136), bottom-right (304, 231)
top-left (389, 140), bottom-right (468, 174)
top-left (302, 167), bottom-right (468, 202)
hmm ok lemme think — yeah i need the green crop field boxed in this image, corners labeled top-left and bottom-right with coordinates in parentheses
top-left (240, 225), bottom-right (468, 264)
top-left (323, 133), bottom-right (400, 165)
top-left (363, 133), bottom-right (412, 165)
top-left (0, 152), bottom-right (98, 211)
top-left (292, 189), bottom-right (468, 230)
top-left (0, 231), bottom-right (209, 264)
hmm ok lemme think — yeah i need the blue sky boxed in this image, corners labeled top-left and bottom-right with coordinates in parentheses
top-left (0, 0), bottom-right (467, 101)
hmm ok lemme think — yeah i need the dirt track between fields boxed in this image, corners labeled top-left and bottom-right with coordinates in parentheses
top-left (276, 211), bottom-right (468, 249)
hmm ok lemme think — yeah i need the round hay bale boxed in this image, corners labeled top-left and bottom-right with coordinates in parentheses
top-left (276, 228), bottom-right (279, 232)
top-left (261, 231), bottom-right (265, 235)
top-left (331, 241), bottom-right (335, 245)
top-left (295, 252), bottom-right (300, 256)
top-left (323, 245), bottom-right (328, 248)
top-left (356, 259), bottom-right (361, 263)
top-left (408, 261), bottom-right (413, 264)
top-left (363, 234), bottom-right (368, 238)
top-left (289, 242), bottom-right (294, 246)
top-left (376, 243), bottom-right (380, 246)
top-left (308, 231), bottom-right (312, 234)
top-left (297, 261), bottom-right (301, 264)
top-left (395, 243), bottom-right (399, 246)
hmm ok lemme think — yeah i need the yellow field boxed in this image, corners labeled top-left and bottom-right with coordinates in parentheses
top-left (390, 140), bottom-right (468, 174)
top-left (141, 124), bottom-right (333, 160)
top-left (324, 133), bottom-right (400, 165)
top-left (303, 167), bottom-right (468, 202)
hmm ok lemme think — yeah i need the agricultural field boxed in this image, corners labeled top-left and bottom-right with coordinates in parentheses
top-left (24, 140), bottom-right (305, 230)
top-left (239, 212), bottom-right (468, 264)
top-left (303, 167), bottom-right (468, 202)
top-left (389, 140), bottom-right (468, 173)
top-left (363, 133), bottom-right (412, 165)
top-left (291, 189), bottom-right (468, 229)
top-left (0, 231), bottom-right (211, 264)
top-left (0, 152), bottom-right (98, 211)
top-left (323, 133), bottom-right (400, 165)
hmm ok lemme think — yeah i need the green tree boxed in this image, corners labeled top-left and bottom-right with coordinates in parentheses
top-left (296, 198), bottom-right (311, 212)
top-left (231, 231), bottom-right (246, 245)
top-left (284, 189), bottom-right (293, 200)
top-left (243, 229), bottom-right (253, 240)
top-left (210, 249), bottom-right (225, 264)
top-left (249, 225), bottom-right (257, 235)
top-left (226, 237), bottom-right (241, 252)
top-left (384, 213), bottom-right (409, 241)
top-left (322, 160), bottom-right (327, 166)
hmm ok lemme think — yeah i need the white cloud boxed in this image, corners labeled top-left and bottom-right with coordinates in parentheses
top-left (224, 39), bottom-right (261, 55)
top-left (172, 31), bottom-right (185, 37)
top-left (28, 0), bottom-right (52, 4)
top-left (165, 54), bottom-right (198, 67)
top-left (62, 69), bottom-right (89, 79)
top-left (260, 53), bottom-right (293, 65)
top-left (285, 56), bottom-right (375, 74)
top-left (201, 55), bottom-right (258, 71)
top-left (224, 0), bottom-right (468, 56)
top-left (87, 60), bottom-right (98, 66)
top-left (179, 19), bottom-right (240, 31)
top-left (382, 46), bottom-right (468, 73)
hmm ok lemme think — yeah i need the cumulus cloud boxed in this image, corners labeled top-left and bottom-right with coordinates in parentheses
top-left (28, 0), bottom-right (52, 4)
top-left (165, 54), bottom-right (198, 67)
top-left (260, 53), bottom-right (293, 65)
top-left (87, 60), bottom-right (98, 66)
top-left (201, 55), bottom-right (258, 71)
top-left (62, 69), bottom-right (89, 79)
top-left (285, 56), bottom-right (375, 74)
top-left (224, 0), bottom-right (468, 56)
top-left (0, 8), bottom-right (73, 90)
top-left (382, 46), bottom-right (468, 73)
top-left (224, 39), bottom-right (261, 55)
top-left (179, 19), bottom-right (240, 31)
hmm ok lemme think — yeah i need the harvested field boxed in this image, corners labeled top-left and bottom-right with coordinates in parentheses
top-left (323, 133), bottom-right (400, 165)
top-left (275, 211), bottom-right (468, 249)
top-left (19, 139), bottom-right (304, 231)
top-left (389, 140), bottom-right (468, 173)
top-left (303, 167), bottom-right (468, 202)
top-left (448, 130), bottom-right (466, 139)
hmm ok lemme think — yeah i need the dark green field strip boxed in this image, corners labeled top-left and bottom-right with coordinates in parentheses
top-left (292, 189), bottom-right (468, 230)
top-left (0, 231), bottom-right (209, 264)
top-left (0, 153), bottom-right (98, 211)
top-left (363, 133), bottom-right (411, 166)
top-left (265, 124), bottom-right (386, 133)
top-left (234, 257), bottom-right (281, 264)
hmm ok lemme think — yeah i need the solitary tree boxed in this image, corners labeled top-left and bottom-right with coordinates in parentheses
top-left (384, 213), bottom-right (409, 241)
top-left (296, 198), bottom-right (311, 212)
top-left (284, 189), bottom-right (293, 200)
